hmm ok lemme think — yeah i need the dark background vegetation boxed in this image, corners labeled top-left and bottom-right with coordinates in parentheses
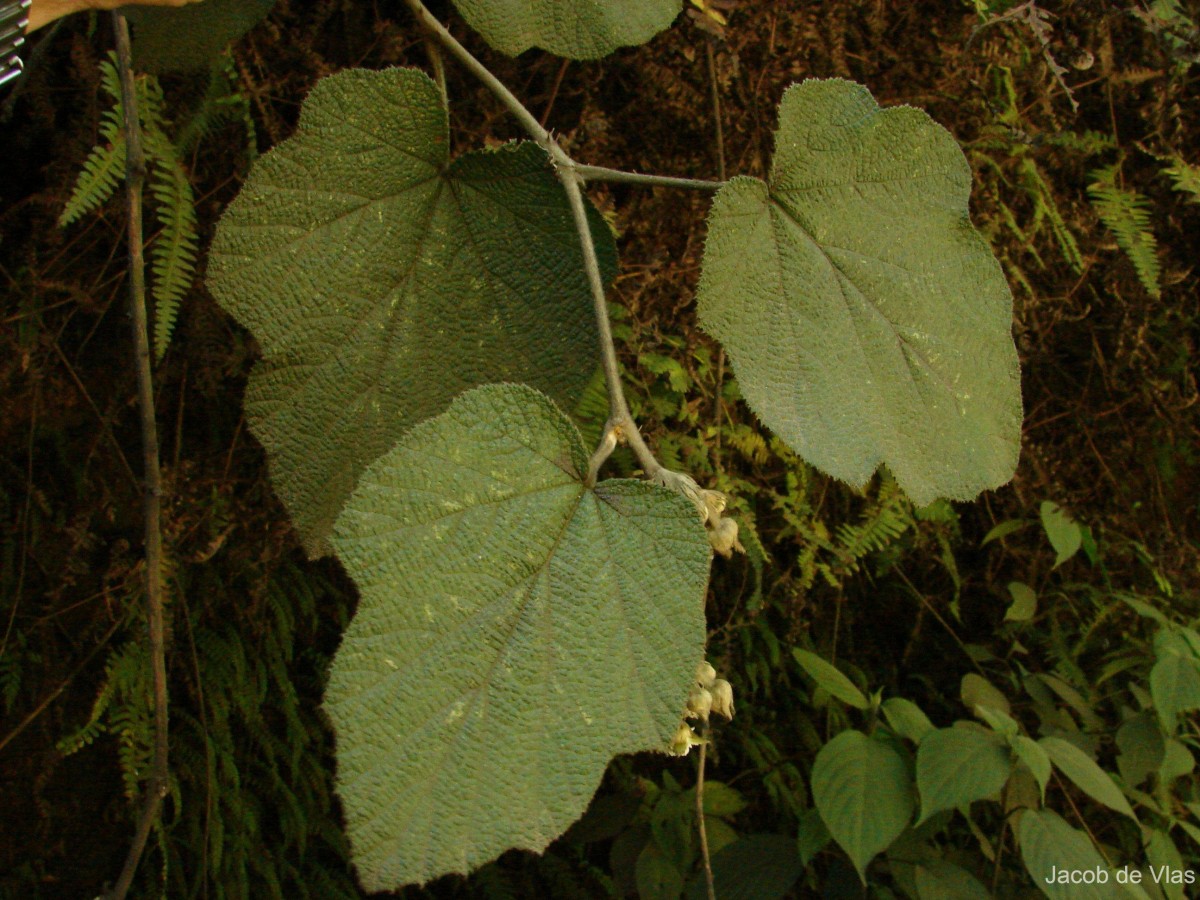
top-left (1, 0), bottom-right (1197, 896)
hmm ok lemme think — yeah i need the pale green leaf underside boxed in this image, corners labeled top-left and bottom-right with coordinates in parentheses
top-left (698, 78), bottom-right (1021, 505)
top-left (451, 0), bottom-right (681, 59)
top-left (207, 68), bottom-right (613, 556)
top-left (812, 730), bottom-right (914, 880)
top-left (325, 384), bottom-right (710, 890)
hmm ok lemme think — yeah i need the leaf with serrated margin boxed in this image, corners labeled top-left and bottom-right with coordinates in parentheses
top-left (451, 0), bottom-right (681, 59)
top-left (324, 384), bottom-right (710, 891)
top-left (208, 68), bottom-right (613, 556)
top-left (698, 79), bottom-right (1021, 505)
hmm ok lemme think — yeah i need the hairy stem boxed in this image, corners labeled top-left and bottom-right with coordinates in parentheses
top-left (576, 163), bottom-right (723, 192)
top-left (705, 39), bottom-right (728, 463)
top-left (403, 0), bottom-right (685, 477)
top-left (107, 13), bottom-right (170, 900)
top-left (696, 722), bottom-right (716, 900)
top-left (705, 41), bottom-right (726, 182)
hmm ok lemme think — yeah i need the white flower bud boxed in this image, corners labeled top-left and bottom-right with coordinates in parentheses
top-left (710, 678), bottom-right (735, 720)
top-left (695, 660), bottom-right (717, 688)
top-left (687, 685), bottom-right (713, 721)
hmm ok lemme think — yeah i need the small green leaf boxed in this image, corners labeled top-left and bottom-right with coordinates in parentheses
top-left (796, 808), bottom-right (831, 867)
top-left (324, 385), bottom-right (710, 890)
top-left (1151, 629), bottom-right (1200, 733)
top-left (685, 834), bottom-right (804, 900)
top-left (1040, 501), bottom-right (1082, 568)
top-left (1121, 595), bottom-right (1169, 625)
top-left (793, 648), bottom-right (870, 710)
top-left (564, 792), bottom-right (643, 844)
top-left (1005, 581), bottom-right (1037, 622)
top-left (812, 731), bottom-right (915, 881)
top-left (974, 704), bottom-right (1019, 737)
top-left (882, 697), bottom-right (935, 745)
top-left (1017, 809), bottom-right (1120, 899)
top-left (637, 842), bottom-right (685, 900)
top-left (916, 726), bottom-right (1012, 823)
top-left (208, 68), bottom-right (614, 556)
top-left (1160, 738), bottom-right (1195, 783)
top-left (704, 819), bottom-right (739, 858)
top-left (1013, 736), bottom-right (1052, 803)
top-left (1038, 736), bottom-right (1137, 822)
top-left (451, 0), bottom-right (681, 58)
top-left (961, 673), bottom-right (1011, 718)
top-left (982, 518), bottom-right (1029, 545)
top-left (699, 781), bottom-right (748, 818)
top-left (697, 78), bottom-right (1021, 506)
top-left (1115, 711), bottom-right (1165, 789)
top-left (652, 791), bottom-right (694, 868)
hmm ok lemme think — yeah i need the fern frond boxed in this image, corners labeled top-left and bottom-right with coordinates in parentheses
top-left (176, 55), bottom-right (257, 159)
top-left (1043, 129), bottom-right (1117, 155)
top-left (725, 423), bottom-right (770, 466)
top-left (834, 480), bottom-right (912, 567)
top-left (1088, 164), bottom-right (1162, 298)
top-left (145, 147), bottom-right (199, 361)
top-left (58, 111), bottom-right (126, 227)
top-left (1159, 154), bottom-right (1200, 204)
top-left (1018, 158), bottom-right (1083, 272)
top-left (56, 638), bottom-right (143, 756)
top-left (59, 55), bottom-right (127, 227)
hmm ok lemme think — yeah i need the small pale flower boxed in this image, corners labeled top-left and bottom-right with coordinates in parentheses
top-left (711, 678), bottom-right (735, 720)
top-left (687, 685), bottom-right (713, 721)
top-left (668, 722), bottom-right (704, 757)
top-left (707, 516), bottom-right (744, 558)
top-left (695, 660), bottom-right (717, 688)
top-left (699, 489), bottom-right (727, 524)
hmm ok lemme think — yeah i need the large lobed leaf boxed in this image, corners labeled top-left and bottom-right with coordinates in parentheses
top-left (698, 79), bottom-right (1022, 506)
top-left (325, 384), bottom-right (711, 890)
top-left (124, 0), bottom-right (276, 73)
top-left (451, 0), bottom-right (681, 59)
top-left (207, 68), bottom-right (613, 556)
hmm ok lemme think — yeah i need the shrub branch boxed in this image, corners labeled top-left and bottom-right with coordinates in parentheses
top-left (402, 0), bottom-right (723, 478)
top-left (106, 13), bottom-right (170, 899)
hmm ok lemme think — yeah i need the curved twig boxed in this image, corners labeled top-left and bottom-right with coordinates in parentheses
top-left (401, 0), bottom-right (725, 479)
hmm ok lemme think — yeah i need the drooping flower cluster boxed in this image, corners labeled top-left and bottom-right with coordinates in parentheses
top-left (669, 660), bottom-right (735, 756)
top-left (652, 470), bottom-right (745, 558)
